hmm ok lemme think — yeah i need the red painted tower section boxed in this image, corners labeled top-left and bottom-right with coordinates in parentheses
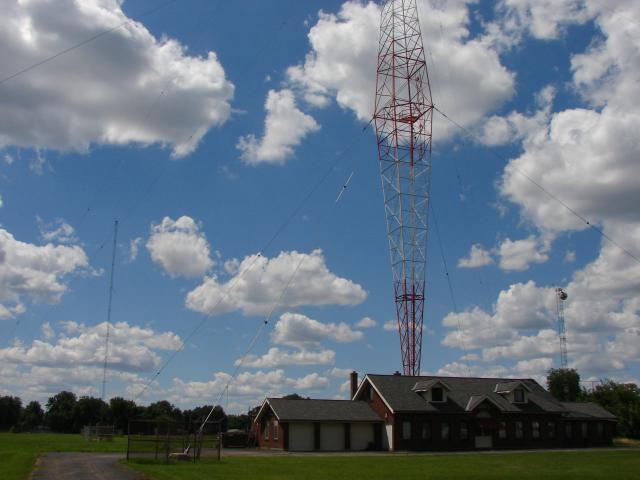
top-left (374, 0), bottom-right (433, 376)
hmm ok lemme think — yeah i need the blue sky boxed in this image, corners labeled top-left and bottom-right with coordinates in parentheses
top-left (1, 0), bottom-right (639, 413)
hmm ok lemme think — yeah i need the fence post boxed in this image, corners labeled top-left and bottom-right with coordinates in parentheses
top-left (154, 423), bottom-right (159, 460)
top-left (165, 423), bottom-right (171, 464)
top-left (126, 420), bottom-right (130, 461)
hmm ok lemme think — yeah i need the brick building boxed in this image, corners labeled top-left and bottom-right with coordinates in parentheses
top-left (254, 373), bottom-right (616, 451)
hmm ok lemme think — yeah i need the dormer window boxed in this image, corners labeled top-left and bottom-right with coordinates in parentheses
top-left (514, 389), bottom-right (525, 403)
top-left (412, 379), bottom-right (451, 403)
top-left (431, 387), bottom-right (444, 402)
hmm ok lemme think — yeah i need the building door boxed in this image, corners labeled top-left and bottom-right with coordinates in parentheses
top-left (474, 417), bottom-right (495, 449)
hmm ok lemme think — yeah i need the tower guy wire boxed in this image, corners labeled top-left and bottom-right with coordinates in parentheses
top-left (432, 105), bottom-right (640, 266)
top-left (131, 123), bottom-right (371, 403)
top-left (0, 0), bottom-right (179, 86)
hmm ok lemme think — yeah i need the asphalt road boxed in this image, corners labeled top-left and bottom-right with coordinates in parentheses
top-left (30, 453), bottom-right (145, 480)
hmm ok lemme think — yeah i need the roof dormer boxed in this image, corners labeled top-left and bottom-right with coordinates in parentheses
top-left (412, 379), bottom-right (451, 403)
top-left (494, 381), bottom-right (532, 404)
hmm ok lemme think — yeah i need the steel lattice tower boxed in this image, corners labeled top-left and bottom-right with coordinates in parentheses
top-left (374, 0), bottom-right (433, 376)
top-left (555, 288), bottom-right (569, 369)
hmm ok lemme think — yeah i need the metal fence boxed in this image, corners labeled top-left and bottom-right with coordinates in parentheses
top-left (82, 425), bottom-right (115, 441)
top-left (126, 419), bottom-right (221, 463)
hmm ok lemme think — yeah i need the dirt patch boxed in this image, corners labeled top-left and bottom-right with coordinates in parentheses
top-left (30, 452), bottom-right (146, 480)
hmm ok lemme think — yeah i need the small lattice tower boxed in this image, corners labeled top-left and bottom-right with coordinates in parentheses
top-left (555, 288), bottom-right (569, 369)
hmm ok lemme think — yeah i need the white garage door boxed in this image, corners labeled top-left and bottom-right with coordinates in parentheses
top-left (288, 423), bottom-right (315, 451)
top-left (320, 423), bottom-right (345, 451)
top-left (351, 423), bottom-right (374, 451)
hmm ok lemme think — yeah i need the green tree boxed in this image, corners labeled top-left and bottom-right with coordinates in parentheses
top-left (45, 391), bottom-right (77, 433)
top-left (547, 368), bottom-right (581, 401)
top-left (20, 401), bottom-right (44, 431)
top-left (183, 405), bottom-right (226, 431)
top-left (143, 400), bottom-right (182, 422)
top-left (108, 397), bottom-right (138, 433)
top-left (585, 380), bottom-right (640, 438)
top-left (0, 396), bottom-right (22, 430)
top-left (73, 396), bottom-right (108, 431)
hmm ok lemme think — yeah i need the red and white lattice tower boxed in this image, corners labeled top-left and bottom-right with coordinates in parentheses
top-left (374, 0), bottom-right (434, 376)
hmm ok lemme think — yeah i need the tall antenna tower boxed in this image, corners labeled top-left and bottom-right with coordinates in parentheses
top-left (101, 220), bottom-right (119, 401)
top-left (555, 287), bottom-right (568, 369)
top-left (374, 0), bottom-right (433, 376)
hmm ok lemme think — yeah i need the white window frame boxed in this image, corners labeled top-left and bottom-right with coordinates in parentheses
top-left (498, 421), bottom-right (507, 439)
top-left (515, 421), bottom-right (524, 439)
top-left (273, 420), bottom-right (279, 440)
top-left (532, 421), bottom-right (540, 439)
top-left (264, 421), bottom-right (269, 440)
top-left (421, 422), bottom-right (430, 440)
top-left (402, 421), bottom-right (411, 440)
top-left (547, 421), bottom-right (556, 439)
top-left (513, 389), bottom-right (525, 403)
top-left (441, 422), bottom-right (450, 440)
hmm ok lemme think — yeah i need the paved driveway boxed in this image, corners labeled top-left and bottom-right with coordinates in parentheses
top-left (30, 453), bottom-right (145, 480)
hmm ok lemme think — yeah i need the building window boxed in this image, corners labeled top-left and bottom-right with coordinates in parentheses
top-left (547, 421), bottom-right (556, 439)
top-left (596, 422), bottom-right (603, 438)
top-left (514, 389), bottom-right (525, 403)
top-left (431, 387), bottom-right (444, 402)
top-left (264, 422), bottom-right (269, 440)
top-left (368, 387), bottom-right (374, 402)
top-left (581, 422), bottom-right (588, 438)
top-left (441, 422), bottom-right (450, 440)
top-left (515, 421), bottom-right (523, 439)
top-left (498, 421), bottom-right (507, 439)
top-left (421, 422), bottom-right (430, 440)
top-left (565, 423), bottom-right (572, 439)
top-left (532, 421), bottom-right (540, 439)
top-left (273, 420), bottom-right (279, 440)
top-left (460, 422), bottom-right (469, 440)
top-left (402, 421), bottom-right (411, 440)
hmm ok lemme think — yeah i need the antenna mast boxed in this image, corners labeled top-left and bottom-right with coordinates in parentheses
top-left (374, 0), bottom-right (433, 375)
top-left (555, 287), bottom-right (568, 369)
top-left (101, 219), bottom-right (119, 401)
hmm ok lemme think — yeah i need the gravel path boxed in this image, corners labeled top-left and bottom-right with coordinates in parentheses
top-left (30, 453), bottom-right (146, 480)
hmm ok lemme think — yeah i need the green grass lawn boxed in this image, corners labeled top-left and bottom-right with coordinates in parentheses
top-left (0, 432), bottom-right (126, 480)
top-left (126, 450), bottom-right (640, 480)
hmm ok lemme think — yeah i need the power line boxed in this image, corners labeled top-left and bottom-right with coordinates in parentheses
top-left (0, 0), bottom-right (180, 86)
top-left (433, 105), bottom-right (640, 266)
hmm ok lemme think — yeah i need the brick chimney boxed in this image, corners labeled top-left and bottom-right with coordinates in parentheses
top-left (350, 371), bottom-right (358, 399)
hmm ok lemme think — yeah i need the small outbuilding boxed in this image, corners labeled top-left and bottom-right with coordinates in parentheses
top-left (254, 398), bottom-right (383, 451)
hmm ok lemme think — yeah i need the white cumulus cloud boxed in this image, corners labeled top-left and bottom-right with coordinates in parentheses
top-left (146, 216), bottom-right (213, 278)
top-left (237, 89), bottom-right (320, 165)
top-left (186, 249), bottom-right (367, 316)
top-left (0, 0), bottom-right (234, 157)
top-left (458, 244), bottom-right (494, 268)
top-left (0, 227), bottom-right (88, 319)
top-left (272, 312), bottom-right (363, 348)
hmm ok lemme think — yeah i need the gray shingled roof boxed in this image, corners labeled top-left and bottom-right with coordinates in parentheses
top-left (266, 398), bottom-right (383, 422)
top-left (412, 379), bottom-right (451, 392)
top-left (494, 381), bottom-right (531, 393)
top-left (367, 374), bottom-right (568, 414)
top-left (561, 402), bottom-right (617, 420)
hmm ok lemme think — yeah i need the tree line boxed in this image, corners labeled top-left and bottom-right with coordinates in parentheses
top-left (547, 369), bottom-right (640, 438)
top-left (0, 391), bottom-right (256, 434)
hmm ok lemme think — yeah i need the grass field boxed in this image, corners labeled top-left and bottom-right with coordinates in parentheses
top-left (1, 432), bottom-right (638, 480)
top-left (0, 432), bottom-right (126, 480)
top-left (126, 450), bottom-right (640, 480)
